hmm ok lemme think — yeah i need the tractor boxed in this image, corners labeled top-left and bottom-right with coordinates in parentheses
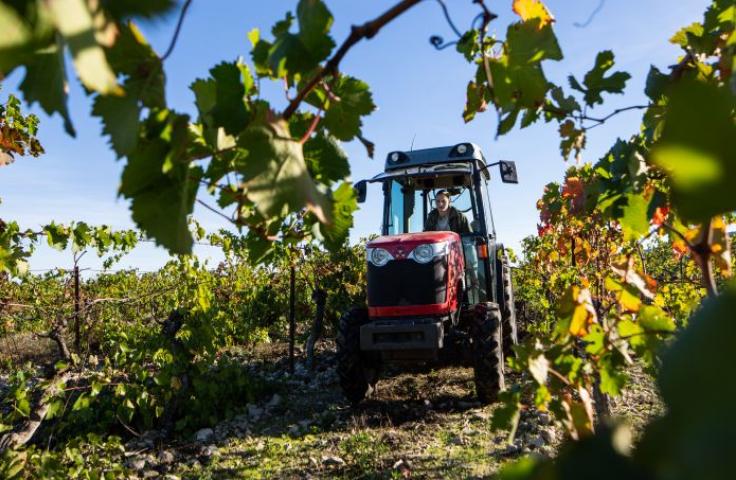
top-left (337, 142), bottom-right (519, 404)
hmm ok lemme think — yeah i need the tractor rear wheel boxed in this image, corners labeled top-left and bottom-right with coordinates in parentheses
top-left (471, 303), bottom-right (505, 404)
top-left (497, 250), bottom-right (518, 359)
top-left (336, 307), bottom-right (380, 404)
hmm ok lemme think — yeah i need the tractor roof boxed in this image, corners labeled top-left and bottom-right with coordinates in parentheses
top-left (383, 142), bottom-right (487, 172)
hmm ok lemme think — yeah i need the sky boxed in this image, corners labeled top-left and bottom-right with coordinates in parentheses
top-left (0, 0), bottom-right (711, 272)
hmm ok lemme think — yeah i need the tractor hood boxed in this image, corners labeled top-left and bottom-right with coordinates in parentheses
top-left (366, 231), bottom-right (459, 260)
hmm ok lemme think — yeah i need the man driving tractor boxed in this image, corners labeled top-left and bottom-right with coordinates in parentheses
top-left (425, 189), bottom-right (471, 234)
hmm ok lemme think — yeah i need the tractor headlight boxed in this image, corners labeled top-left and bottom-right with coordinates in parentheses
top-left (367, 247), bottom-right (394, 267)
top-left (409, 242), bottom-right (448, 264)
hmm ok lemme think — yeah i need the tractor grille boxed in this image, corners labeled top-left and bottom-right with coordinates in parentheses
top-left (367, 257), bottom-right (447, 307)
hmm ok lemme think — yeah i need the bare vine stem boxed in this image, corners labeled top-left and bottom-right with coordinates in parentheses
top-left (282, 0), bottom-right (423, 120)
top-left (161, 0), bottom-right (194, 61)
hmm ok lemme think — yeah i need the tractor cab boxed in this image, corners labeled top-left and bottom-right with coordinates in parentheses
top-left (339, 142), bottom-right (519, 405)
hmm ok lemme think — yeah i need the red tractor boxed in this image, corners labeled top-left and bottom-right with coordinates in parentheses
top-left (338, 142), bottom-right (519, 404)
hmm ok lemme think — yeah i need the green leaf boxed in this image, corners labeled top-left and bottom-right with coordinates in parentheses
top-left (45, 399), bottom-right (64, 419)
top-left (580, 50), bottom-right (631, 106)
top-left (670, 22), bottom-right (704, 47)
top-left (644, 65), bottom-right (669, 101)
top-left (488, 58), bottom-right (549, 110)
top-left (497, 107), bottom-right (520, 136)
top-left (506, 19), bottom-right (563, 65)
top-left (296, 0), bottom-right (335, 63)
top-left (636, 284), bottom-right (736, 479)
top-left (322, 75), bottom-right (375, 141)
top-left (44, 223), bottom-right (70, 250)
top-left (302, 133), bottom-right (349, 184)
top-left (320, 182), bottom-right (358, 251)
top-left (456, 29), bottom-right (479, 61)
top-left (18, 44), bottom-right (75, 136)
top-left (209, 62), bottom-right (251, 136)
top-left (620, 192), bottom-right (650, 242)
top-left (491, 390), bottom-right (522, 435)
top-left (463, 81), bottom-right (486, 123)
top-left (651, 79), bottom-right (736, 222)
top-left (72, 393), bottom-right (90, 411)
top-left (598, 353), bottom-right (627, 396)
top-left (48, 0), bottom-right (121, 95)
top-left (92, 93), bottom-right (140, 157)
top-left (236, 118), bottom-right (330, 224)
top-left (119, 110), bottom-right (199, 254)
top-left (638, 305), bottom-right (675, 332)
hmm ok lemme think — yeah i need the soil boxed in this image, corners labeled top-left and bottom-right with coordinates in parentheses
top-left (120, 341), bottom-right (663, 480)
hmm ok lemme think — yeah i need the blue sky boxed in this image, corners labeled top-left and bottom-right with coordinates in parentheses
top-left (0, 0), bottom-right (710, 271)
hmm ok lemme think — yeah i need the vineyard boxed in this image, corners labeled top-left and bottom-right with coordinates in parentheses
top-left (1, 0), bottom-right (735, 479)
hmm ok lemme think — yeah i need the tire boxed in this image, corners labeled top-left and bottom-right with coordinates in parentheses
top-left (496, 248), bottom-right (518, 359)
top-left (335, 307), bottom-right (380, 405)
top-left (471, 303), bottom-right (505, 404)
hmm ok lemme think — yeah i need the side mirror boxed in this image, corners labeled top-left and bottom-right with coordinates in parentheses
top-left (499, 160), bottom-right (518, 184)
top-left (354, 180), bottom-right (367, 203)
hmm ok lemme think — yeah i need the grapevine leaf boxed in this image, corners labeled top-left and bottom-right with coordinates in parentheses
top-left (638, 305), bottom-right (675, 332)
top-left (463, 81), bottom-right (487, 123)
top-left (319, 182), bottom-right (358, 251)
top-left (528, 353), bottom-right (549, 385)
top-left (92, 93), bottom-right (140, 157)
top-left (637, 284), bottom-right (736, 479)
top-left (296, 0), bottom-right (335, 63)
top-left (558, 120), bottom-right (586, 160)
top-left (512, 0), bottom-right (554, 27)
top-left (47, 0), bottom-right (122, 95)
top-left (497, 107), bottom-right (520, 136)
top-left (456, 29), bottom-right (479, 61)
top-left (322, 75), bottom-right (376, 141)
top-left (507, 19), bottom-right (562, 65)
top-left (711, 216), bottom-right (732, 277)
top-left (605, 276), bottom-right (642, 313)
top-left (18, 44), bottom-right (75, 136)
top-left (651, 80), bottom-right (736, 222)
top-left (236, 118), bottom-right (330, 224)
top-left (302, 133), bottom-right (350, 185)
top-left (644, 65), bottom-right (669, 101)
top-left (598, 353), bottom-right (627, 396)
top-left (44, 223), bottom-right (70, 250)
top-left (619, 192), bottom-right (650, 242)
top-left (119, 111), bottom-right (199, 254)
top-left (209, 62), bottom-right (251, 136)
top-left (488, 58), bottom-right (549, 110)
top-left (670, 22), bottom-right (704, 47)
top-left (550, 86), bottom-right (580, 114)
top-left (557, 286), bottom-right (597, 337)
top-left (580, 51), bottom-right (631, 106)
top-left (491, 390), bottom-right (522, 436)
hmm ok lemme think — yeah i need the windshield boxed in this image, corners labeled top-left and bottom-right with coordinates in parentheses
top-left (385, 177), bottom-right (477, 235)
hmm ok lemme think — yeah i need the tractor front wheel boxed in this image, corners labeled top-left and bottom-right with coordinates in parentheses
top-left (336, 307), bottom-right (380, 405)
top-left (471, 302), bottom-right (505, 404)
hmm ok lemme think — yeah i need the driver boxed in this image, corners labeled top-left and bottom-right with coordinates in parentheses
top-left (425, 189), bottom-right (470, 234)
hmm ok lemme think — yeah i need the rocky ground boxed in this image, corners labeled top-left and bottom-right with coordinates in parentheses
top-left (116, 342), bottom-right (663, 480)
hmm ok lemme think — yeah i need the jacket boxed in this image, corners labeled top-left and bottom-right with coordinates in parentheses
top-left (425, 207), bottom-right (471, 234)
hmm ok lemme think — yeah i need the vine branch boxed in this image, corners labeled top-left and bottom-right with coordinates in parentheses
top-left (161, 0), bottom-right (194, 61)
top-left (282, 0), bottom-right (424, 120)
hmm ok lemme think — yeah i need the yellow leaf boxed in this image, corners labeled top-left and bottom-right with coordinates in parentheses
top-left (611, 257), bottom-right (655, 300)
top-left (512, 0), bottom-right (555, 27)
top-left (170, 376), bottom-right (182, 391)
top-left (711, 216), bottom-right (732, 277)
